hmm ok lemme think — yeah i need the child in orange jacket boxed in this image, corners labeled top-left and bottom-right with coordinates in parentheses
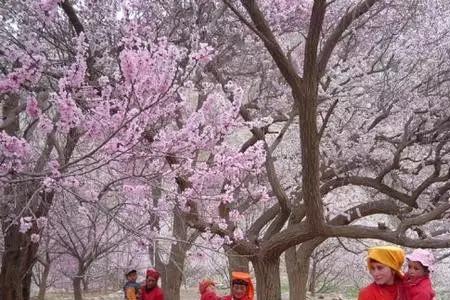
top-left (404, 249), bottom-right (436, 300)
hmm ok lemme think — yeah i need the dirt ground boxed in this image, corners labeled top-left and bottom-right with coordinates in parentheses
top-left (40, 289), bottom-right (346, 300)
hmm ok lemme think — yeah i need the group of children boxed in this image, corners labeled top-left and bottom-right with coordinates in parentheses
top-left (123, 268), bottom-right (164, 300)
top-left (359, 247), bottom-right (437, 300)
top-left (199, 271), bottom-right (254, 300)
top-left (123, 269), bottom-right (254, 300)
top-left (124, 247), bottom-right (436, 300)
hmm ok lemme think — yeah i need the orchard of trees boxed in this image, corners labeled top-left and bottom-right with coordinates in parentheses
top-left (1, 1), bottom-right (450, 300)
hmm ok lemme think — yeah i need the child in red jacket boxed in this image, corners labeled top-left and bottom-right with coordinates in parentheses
top-left (199, 279), bottom-right (220, 300)
top-left (404, 249), bottom-right (436, 300)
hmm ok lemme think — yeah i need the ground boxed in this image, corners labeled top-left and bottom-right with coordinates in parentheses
top-left (41, 289), bottom-right (347, 300)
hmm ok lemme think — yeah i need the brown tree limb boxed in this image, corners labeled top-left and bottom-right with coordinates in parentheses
top-left (317, 0), bottom-right (382, 78)
top-left (222, 0), bottom-right (302, 87)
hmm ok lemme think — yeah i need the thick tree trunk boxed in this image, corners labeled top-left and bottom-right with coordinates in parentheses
top-left (1, 177), bottom-right (54, 300)
top-left (0, 95), bottom-right (30, 300)
top-left (0, 226), bottom-right (39, 300)
top-left (22, 272), bottom-right (32, 300)
top-left (73, 276), bottom-right (83, 300)
top-left (159, 259), bottom-right (184, 300)
top-left (286, 246), bottom-right (304, 300)
top-left (285, 239), bottom-right (324, 300)
top-left (227, 248), bottom-right (249, 277)
top-left (82, 276), bottom-right (89, 292)
top-left (157, 207), bottom-right (198, 300)
top-left (253, 257), bottom-right (281, 300)
top-left (37, 262), bottom-right (51, 300)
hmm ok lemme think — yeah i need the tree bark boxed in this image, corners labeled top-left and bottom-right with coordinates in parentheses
top-left (37, 262), bottom-right (51, 300)
top-left (285, 238), bottom-right (324, 300)
top-left (227, 248), bottom-right (249, 277)
top-left (73, 276), bottom-right (83, 300)
top-left (82, 276), bottom-right (89, 292)
top-left (0, 187), bottom-right (54, 300)
top-left (252, 257), bottom-right (281, 300)
top-left (157, 207), bottom-right (198, 300)
top-left (0, 224), bottom-right (39, 300)
top-left (286, 247), bottom-right (304, 300)
top-left (309, 259), bottom-right (317, 296)
top-left (159, 258), bottom-right (184, 300)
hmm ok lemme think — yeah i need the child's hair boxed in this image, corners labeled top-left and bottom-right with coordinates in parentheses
top-left (126, 269), bottom-right (137, 277)
top-left (232, 279), bottom-right (249, 286)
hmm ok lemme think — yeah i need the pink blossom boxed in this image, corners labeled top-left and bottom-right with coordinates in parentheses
top-left (43, 177), bottom-right (56, 189)
top-left (78, 206), bottom-right (89, 216)
top-left (0, 48), bottom-right (44, 93)
top-left (30, 234), bottom-right (41, 243)
top-left (122, 184), bottom-right (149, 202)
top-left (0, 132), bottom-right (31, 159)
top-left (0, 132), bottom-right (31, 173)
top-left (19, 217), bottom-right (33, 234)
top-left (48, 160), bottom-right (60, 177)
top-left (62, 177), bottom-right (81, 188)
top-left (233, 228), bottom-right (244, 240)
top-left (26, 96), bottom-right (41, 118)
top-left (36, 217), bottom-right (48, 229)
top-left (39, 0), bottom-right (62, 12)
top-left (191, 43), bottom-right (216, 63)
top-left (38, 116), bottom-right (54, 134)
top-left (55, 92), bottom-right (83, 132)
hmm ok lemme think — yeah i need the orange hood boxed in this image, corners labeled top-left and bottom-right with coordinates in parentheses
top-left (231, 271), bottom-right (254, 300)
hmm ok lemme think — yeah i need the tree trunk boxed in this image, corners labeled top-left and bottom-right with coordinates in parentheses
top-left (286, 238), bottom-right (324, 300)
top-left (286, 246), bottom-right (304, 300)
top-left (157, 207), bottom-right (198, 300)
top-left (252, 257), bottom-right (281, 300)
top-left (82, 276), bottom-right (89, 292)
top-left (1, 180), bottom-right (54, 300)
top-left (0, 226), bottom-right (39, 300)
top-left (309, 259), bottom-right (317, 296)
top-left (0, 96), bottom-right (32, 300)
top-left (37, 262), bottom-right (51, 300)
top-left (22, 272), bottom-right (32, 300)
top-left (159, 259), bottom-right (184, 300)
top-left (227, 248), bottom-right (249, 278)
top-left (73, 276), bottom-right (83, 300)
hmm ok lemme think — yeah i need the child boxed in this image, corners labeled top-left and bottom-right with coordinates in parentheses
top-left (123, 269), bottom-right (141, 300)
top-left (404, 249), bottom-right (436, 300)
top-left (222, 272), bottom-right (254, 300)
top-left (199, 279), bottom-right (220, 300)
top-left (358, 246), bottom-right (406, 300)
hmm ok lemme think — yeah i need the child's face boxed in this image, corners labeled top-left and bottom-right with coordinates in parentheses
top-left (369, 261), bottom-right (396, 285)
top-left (130, 273), bottom-right (138, 281)
top-left (231, 283), bottom-right (247, 299)
top-left (407, 260), bottom-right (427, 278)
